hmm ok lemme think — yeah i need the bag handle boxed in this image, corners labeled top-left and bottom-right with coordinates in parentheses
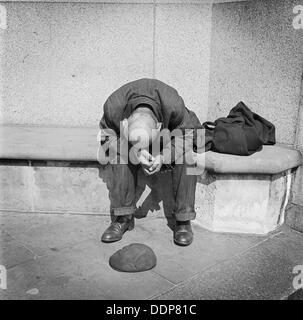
top-left (202, 121), bottom-right (216, 130)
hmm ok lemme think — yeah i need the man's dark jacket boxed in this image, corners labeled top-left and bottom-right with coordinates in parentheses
top-left (99, 78), bottom-right (276, 160)
top-left (99, 78), bottom-right (198, 132)
top-left (99, 78), bottom-right (202, 163)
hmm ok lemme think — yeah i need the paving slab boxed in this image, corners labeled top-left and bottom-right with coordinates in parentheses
top-left (0, 230), bottom-right (35, 269)
top-left (0, 212), bottom-right (107, 257)
top-left (0, 238), bottom-right (173, 300)
top-left (1, 211), bottom-right (301, 300)
top-left (153, 226), bottom-right (303, 300)
top-left (131, 216), bottom-right (266, 284)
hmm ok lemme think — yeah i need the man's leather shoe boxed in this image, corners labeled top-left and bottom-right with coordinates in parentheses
top-left (101, 215), bottom-right (134, 243)
top-left (174, 221), bottom-right (193, 246)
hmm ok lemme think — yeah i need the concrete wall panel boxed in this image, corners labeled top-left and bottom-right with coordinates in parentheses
top-left (0, 2), bottom-right (154, 126)
top-left (208, 0), bottom-right (303, 145)
top-left (154, 4), bottom-right (212, 122)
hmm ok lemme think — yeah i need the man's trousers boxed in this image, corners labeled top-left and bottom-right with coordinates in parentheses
top-left (108, 162), bottom-right (197, 221)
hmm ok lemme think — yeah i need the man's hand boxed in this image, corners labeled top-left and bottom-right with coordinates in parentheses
top-left (143, 154), bottom-right (163, 176)
top-left (136, 150), bottom-right (163, 176)
top-left (137, 149), bottom-right (154, 173)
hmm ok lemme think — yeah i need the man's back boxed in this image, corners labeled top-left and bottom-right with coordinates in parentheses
top-left (100, 78), bottom-right (190, 133)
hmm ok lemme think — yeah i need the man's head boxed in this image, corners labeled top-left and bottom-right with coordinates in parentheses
top-left (122, 105), bottom-right (161, 149)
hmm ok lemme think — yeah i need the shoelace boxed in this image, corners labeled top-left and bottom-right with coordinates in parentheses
top-left (111, 218), bottom-right (130, 231)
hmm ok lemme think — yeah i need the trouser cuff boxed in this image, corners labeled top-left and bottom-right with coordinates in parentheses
top-left (174, 210), bottom-right (196, 221)
top-left (113, 206), bottom-right (136, 216)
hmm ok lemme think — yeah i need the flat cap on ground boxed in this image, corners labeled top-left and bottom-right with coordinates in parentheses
top-left (109, 243), bottom-right (157, 272)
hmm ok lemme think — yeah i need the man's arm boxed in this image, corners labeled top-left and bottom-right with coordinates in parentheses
top-left (97, 127), bottom-right (119, 165)
top-left (97, 86), bottom-right (129, 164)
top-left (161, 112), bottom-right (195, 166)
top-left (97, 98), bottom-right (122, 164)
top-left (153, 82), bottom-right (195, 166)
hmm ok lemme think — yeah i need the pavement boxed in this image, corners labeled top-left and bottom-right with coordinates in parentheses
top-left (0, 210), bottom-right (303, 300)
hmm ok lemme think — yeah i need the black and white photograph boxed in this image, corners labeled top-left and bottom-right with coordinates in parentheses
top-left (0, 0), bottom-right (303, 305)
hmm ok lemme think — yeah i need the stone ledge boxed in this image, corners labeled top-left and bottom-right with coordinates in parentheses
top-left (0, 125), bottom-right (99, 162)
top-left (1, 125), bottom-right (302, 175)
top-left (200, 145), bottom-right (303, 175)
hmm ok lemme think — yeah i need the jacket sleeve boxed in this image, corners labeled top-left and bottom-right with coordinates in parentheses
top-left (99, 87), bottom-right (127, 134)
top-left (97, 113), bottom-right (118, 164)
top-left (158, 88), bottom-right (195, 165)
top-left (161, 110), bottom-right (195, 165)
top-left (98, 102), bottom-right (118, 148)
top-left (97, 90), bottom-right (126, 163)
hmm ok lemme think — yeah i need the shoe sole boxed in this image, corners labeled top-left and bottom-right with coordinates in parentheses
top-left (101, 236), bottom-right (122, 243)
top-left (173, 239), bottom-right (193, 246)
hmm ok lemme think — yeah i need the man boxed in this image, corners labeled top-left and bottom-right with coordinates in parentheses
top-left (97, 78), bottom-right (203, 246)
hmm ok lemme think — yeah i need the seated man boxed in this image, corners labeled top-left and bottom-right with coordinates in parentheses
top-left (97, 78), bottom-right (203, 246)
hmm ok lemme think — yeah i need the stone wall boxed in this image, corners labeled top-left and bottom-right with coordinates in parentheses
top-left (0, 0), bottom-right (301, 139)
top-left (0, 0), bottom-right (302, 206)
top-left (0, 0), bottom-right (214, 126)
top-left (208, 0), bottom-right (303, 146)
top-left (208, 0), bottom-right (303, 205)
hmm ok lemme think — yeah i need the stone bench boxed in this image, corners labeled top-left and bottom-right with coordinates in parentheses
top-left (195, 147), bottom-right (302, 235)
top-left (0, 125), bottom-right (302, 235)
